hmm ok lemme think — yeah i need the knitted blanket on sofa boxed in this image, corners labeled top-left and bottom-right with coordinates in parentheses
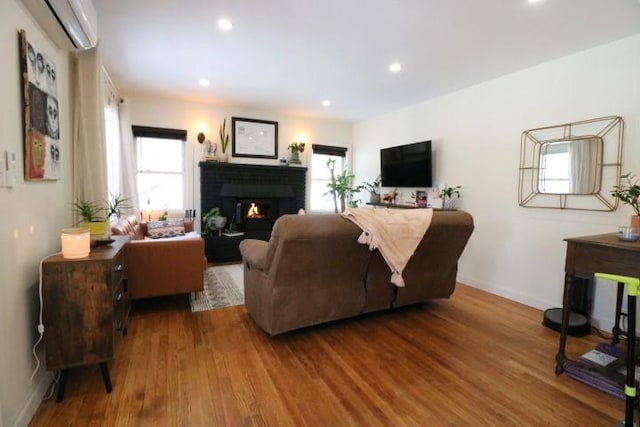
top-left (342, 207), bottom-right (434, 287)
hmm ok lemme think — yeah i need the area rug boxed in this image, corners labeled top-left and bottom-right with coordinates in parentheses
top-left (190, 264), bottom-right (244, 312)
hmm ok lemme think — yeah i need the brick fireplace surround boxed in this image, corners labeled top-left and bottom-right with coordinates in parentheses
top-left (199, 162), bottom-right (307, 262)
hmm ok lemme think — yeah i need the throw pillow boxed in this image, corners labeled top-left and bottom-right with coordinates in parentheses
top-left (146, 219), bottom-right (185, 239)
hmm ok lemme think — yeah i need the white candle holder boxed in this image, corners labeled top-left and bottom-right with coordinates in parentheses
top-left (60, 228), bottom-right (90, 259)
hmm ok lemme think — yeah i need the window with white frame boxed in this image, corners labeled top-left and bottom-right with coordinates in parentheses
top-left (132, 126), bottom-right (186, 212)
top-left (310, 144), bottom-right (347, 212)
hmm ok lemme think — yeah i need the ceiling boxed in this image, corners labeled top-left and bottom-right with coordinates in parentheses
top-left (94, 0), bottom-right (640, 122)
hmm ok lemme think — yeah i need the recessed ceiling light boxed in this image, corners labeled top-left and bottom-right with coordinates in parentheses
top-left (527, 0), bottom-right (544, 3)
top-left (218, 18), bottom-right (233, 31)
top-left (389, 63), bottom-right (402, 73)
top-left (322, 99), bottom-right (331, 107)
top-left (199, 78), bottom-right (210, 87)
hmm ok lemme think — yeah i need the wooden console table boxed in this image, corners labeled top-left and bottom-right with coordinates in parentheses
top-left (42, 235), bottom-right (131, 401)
top-left (556, 233), bottom-right (640, 374)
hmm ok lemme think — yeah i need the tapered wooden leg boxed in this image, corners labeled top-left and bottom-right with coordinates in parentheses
top-left (555, 273), bottom-right (574, 374)
top-left (100, 363), bottom-right (112, 393)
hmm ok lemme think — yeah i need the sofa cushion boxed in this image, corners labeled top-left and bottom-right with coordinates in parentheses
top-left (147, 219), bottom-right (185, 239)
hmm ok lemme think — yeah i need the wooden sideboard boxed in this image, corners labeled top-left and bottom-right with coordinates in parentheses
top-left (42, 235), bottom-right (130, 401)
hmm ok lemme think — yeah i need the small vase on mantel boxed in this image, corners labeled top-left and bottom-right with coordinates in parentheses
top-left (631, 215), bottom-right (640, 228)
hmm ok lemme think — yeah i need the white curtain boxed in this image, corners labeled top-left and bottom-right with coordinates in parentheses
top-left (72, 44), bottom-right (108, 210)
top-left (569, 138), bottom-right (600, 194)
top-left (102, 72), bottom-right (140, 218)
top-left (118, 99), bottom-right (140, 216)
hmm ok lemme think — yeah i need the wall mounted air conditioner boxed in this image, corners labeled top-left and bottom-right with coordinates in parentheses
top-left (44, 0), bottom-right (98, 49)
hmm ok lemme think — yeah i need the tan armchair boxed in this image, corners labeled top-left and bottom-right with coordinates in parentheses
top-left (111, 215), bottom-right (205, 299)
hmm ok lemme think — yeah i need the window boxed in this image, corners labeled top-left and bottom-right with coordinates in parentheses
top-left (310, 144), bottom-right (347, 212)
top-left (538, 142), bottom-right (569, 194)
top-left (132, 126), bottom-right (187, 211)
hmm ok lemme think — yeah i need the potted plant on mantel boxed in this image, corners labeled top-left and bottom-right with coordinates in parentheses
top-left (288, 142), bottom-right (305, 165)
top-left (361, 175), bottom-right (382, 204)
top-left (439, 185), bottom-right (461, 210)
top-left (218, 118), bottom-right (230, 162)
top-left (611, 172), bottom-right (640, 227)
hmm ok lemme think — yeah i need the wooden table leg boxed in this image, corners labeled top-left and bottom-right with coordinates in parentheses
top-left (55, 369), bottom-right (68, 402)
top-left (555, 273), bottom-right (574, 374)
top-left (612, 282), bottom-right (624, 344)
top-left (100, 362), bottom-right (112, 393)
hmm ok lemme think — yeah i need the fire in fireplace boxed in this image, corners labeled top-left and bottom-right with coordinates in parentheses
top-left (236, 201), bottom-right (274, 231)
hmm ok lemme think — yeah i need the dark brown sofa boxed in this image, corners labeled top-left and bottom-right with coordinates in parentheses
top-left (239, 210), bottom-right (474, 335)
top-left (111, 215), bottom-right (205, 299)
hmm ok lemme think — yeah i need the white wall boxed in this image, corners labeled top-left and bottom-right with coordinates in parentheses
top-left (0, 1), bottom-right (73, 426)
top-left (353, 35), bottom-right (640, 331)
top-left (125, 94), bottom-right (353, 215)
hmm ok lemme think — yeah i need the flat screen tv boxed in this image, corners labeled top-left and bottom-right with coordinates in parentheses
top-left (380, 141), bottom-right (432, 187)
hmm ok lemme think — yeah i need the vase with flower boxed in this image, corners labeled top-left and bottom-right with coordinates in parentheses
top-left (288, 142), bottom-right (305, 164)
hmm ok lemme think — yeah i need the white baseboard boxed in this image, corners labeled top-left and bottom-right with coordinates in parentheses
top-left (456, 275), bottom-right (616, 333)
top-left (11, 373), bottom-right (53, 427)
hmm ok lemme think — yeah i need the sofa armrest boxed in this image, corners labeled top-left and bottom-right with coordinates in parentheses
top-left (239, 239), bottom-right (268, 271)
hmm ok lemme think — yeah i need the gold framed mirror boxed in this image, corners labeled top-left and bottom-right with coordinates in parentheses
top-left (519, 116), bottom-right (623, 211)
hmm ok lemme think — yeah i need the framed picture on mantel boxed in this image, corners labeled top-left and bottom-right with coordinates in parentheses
top-left (232, 117), bottom-right (278, 159)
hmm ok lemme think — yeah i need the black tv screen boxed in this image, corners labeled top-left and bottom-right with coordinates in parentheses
top-left (380, 141), bottom-right (432, 187)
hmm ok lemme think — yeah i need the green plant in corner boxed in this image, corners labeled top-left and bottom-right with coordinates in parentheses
top-left (219, 118), bottom-right (230, 154)
top-left (324, 159), bottom-right (362, 213)
top-left (611, 172), bottom-right (640, 215)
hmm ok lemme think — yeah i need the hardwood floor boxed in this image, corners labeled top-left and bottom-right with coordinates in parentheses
top-left (29, 284), bottom-right (623, 426)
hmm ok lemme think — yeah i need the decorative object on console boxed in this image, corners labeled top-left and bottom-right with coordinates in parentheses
top-left (617, 226), bottom-right (640, 242)
top-left (232, 117), bottom-right (278, 159)
top-left (611, 172), bottom-right (640, 228)
top-left (60, 228), bottom-right (90, 259)
top-left (440, 185), bottom-right (461, 210)
top-left (288, 142), bottom-right (305, 164)
top-left (361, 175), bottom-right (382, 204)
top-left (414, 190), bottom-right (427, 208)
top-left (382, 188), bottom-right (399, 204)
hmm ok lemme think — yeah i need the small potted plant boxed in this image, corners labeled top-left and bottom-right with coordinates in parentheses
top-left (361, 175), bottom-right (382, 204)
top-left (288, 142), bottom-right (305, 164)
top-left (202, 207), bottom-right (227, 236)
top-left (611, 172), bottom-right (640, 227)
top-left (73, 194), bottom-right (130, 236)
top-left (440, 185), bottom-right (461, 210)
top-left (219, 118), bottom-right (230, 162)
